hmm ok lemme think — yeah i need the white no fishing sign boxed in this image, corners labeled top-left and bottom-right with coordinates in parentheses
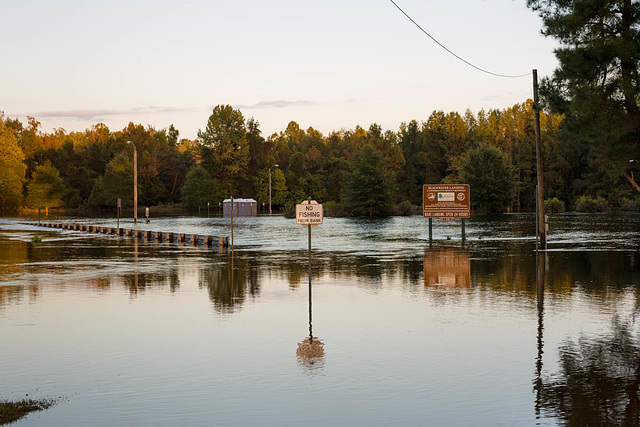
top-left (296, 200), bottom-right (323, 228)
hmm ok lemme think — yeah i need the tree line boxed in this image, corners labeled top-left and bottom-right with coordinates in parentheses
top-left (0, 98), bottom-right (638, 216)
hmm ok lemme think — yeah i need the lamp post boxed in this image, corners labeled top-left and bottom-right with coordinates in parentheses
top-left (127, 141), bottom-right (138, 224)
top-left (269, 164), bottom-right (279, 215)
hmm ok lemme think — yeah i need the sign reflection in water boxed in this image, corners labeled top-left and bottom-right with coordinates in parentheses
top-left (296, 260), bottom-right (325, 371)
top-left (423, 247), bottom-right (471, 288)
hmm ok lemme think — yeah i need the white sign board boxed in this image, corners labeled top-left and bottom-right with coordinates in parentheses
top-left (296, 200), bottom-right (323, 227)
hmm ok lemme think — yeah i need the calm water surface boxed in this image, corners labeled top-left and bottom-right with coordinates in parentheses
top-left (1, 213), bottom-right (640, 426)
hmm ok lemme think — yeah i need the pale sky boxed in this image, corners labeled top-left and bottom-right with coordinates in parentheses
top-left (2, 0), bottom-right (558, 140)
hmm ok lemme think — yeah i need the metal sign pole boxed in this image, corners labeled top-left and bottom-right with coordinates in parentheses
top-left (307, 197), bottom-right (313, 341)
top-left (461, 218), bottom-right (466, 247)
top-left (295, 196), bottom-right (324, 343)
top-left (308, 220), bottom-right (312, 342)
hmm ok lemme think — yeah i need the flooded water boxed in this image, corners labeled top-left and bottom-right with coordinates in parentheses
top-left (1, 212), bottom-right (640, 426)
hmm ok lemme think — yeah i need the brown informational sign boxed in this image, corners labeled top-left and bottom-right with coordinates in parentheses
top-left (423, 184), bottom-right (470, 219)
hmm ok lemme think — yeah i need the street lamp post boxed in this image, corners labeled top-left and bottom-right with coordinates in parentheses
top-left (269, 164), bottom-right (279, 215)
top-left (127, 141), bottom-right (138, 224)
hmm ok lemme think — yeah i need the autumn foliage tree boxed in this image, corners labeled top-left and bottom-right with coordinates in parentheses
top-left (0, 114), bottom-right (26, 208)
top-left (198, 105), bottom-right (249, 197)
top-left (25, 161), bottom-right (65, 208)
top-left (2, 99), bottom-right (637, 213)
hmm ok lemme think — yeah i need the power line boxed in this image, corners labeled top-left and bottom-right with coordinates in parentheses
top-left (388, 0), bottom-right (531, 78)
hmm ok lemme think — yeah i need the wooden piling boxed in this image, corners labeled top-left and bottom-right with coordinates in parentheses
top-left (166, 232), bottom-right (174, 242)
top-left (190, 234), bottom-right (199, 245)
top-left (154, 231), bottom-right (163, 241)
top-left (178, 233), bottom-right (186, 243)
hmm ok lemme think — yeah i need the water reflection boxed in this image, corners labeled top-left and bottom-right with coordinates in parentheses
top-left (297, 251), bottom-right (325, 372)
top-left (534, 251), bottom-right (547, 421)
top-left (198, 251), bottom-right (260, 314)
top-left (2, 215), bottom-right (640, 425)
top-left (296, 337), bottom-right (325, 371)
top-left (537, 315), bottom-right (640, 426)
top-left (423, 247), bottom-right (470, 288)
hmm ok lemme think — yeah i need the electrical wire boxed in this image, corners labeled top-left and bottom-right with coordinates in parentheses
top-left (389, 0), bottom-right (531, 78)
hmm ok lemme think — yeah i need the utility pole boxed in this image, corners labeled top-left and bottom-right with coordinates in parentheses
top-left (533, 70), bottom-right (547, 249)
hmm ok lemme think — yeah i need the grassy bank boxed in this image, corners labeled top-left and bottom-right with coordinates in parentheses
top-left (0, 398), bottom-right (56, 425)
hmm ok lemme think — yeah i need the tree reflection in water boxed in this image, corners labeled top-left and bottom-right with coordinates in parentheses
top-left (198, 251), bottom-right (260, 314)
top-left (537, 315), bottom-right (640, 426)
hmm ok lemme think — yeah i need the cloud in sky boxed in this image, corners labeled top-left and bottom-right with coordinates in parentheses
top-left (33, 106), bottom-right (193, 120)
top-left (234, 100), bottom-right (318, 110)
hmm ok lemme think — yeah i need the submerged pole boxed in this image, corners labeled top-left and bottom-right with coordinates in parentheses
top-left (462, 218), bottom-right (466, 241)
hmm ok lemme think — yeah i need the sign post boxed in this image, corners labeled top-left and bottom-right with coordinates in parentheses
top-left (296, 198), bottom-right (323, 341)
top-left (423, 184), bottom-right (470, 243)
top-left (117, 198), bottom-right (121, 229)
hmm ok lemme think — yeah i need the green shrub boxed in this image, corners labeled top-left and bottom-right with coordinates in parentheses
top-left (323, 201), bottom-right (347, 217)
top-left (283, 202), bottom-right (295, 218)
top-left (393, 200), bottom-right (415, 216)
top-left (544, 197), bottom-right (566, 213)
top-left (575, 195), bottom-right (609, 212)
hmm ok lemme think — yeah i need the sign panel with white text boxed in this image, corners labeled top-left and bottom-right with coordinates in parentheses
top-left (423, 184), bottom-right (470, 218)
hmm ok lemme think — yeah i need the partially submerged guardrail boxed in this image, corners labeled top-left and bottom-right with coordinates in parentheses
top-left (25, 222), bottom-right (229, 250)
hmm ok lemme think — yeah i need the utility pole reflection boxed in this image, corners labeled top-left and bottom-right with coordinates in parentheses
top-left (534, 251), bottom-right (547, 420)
